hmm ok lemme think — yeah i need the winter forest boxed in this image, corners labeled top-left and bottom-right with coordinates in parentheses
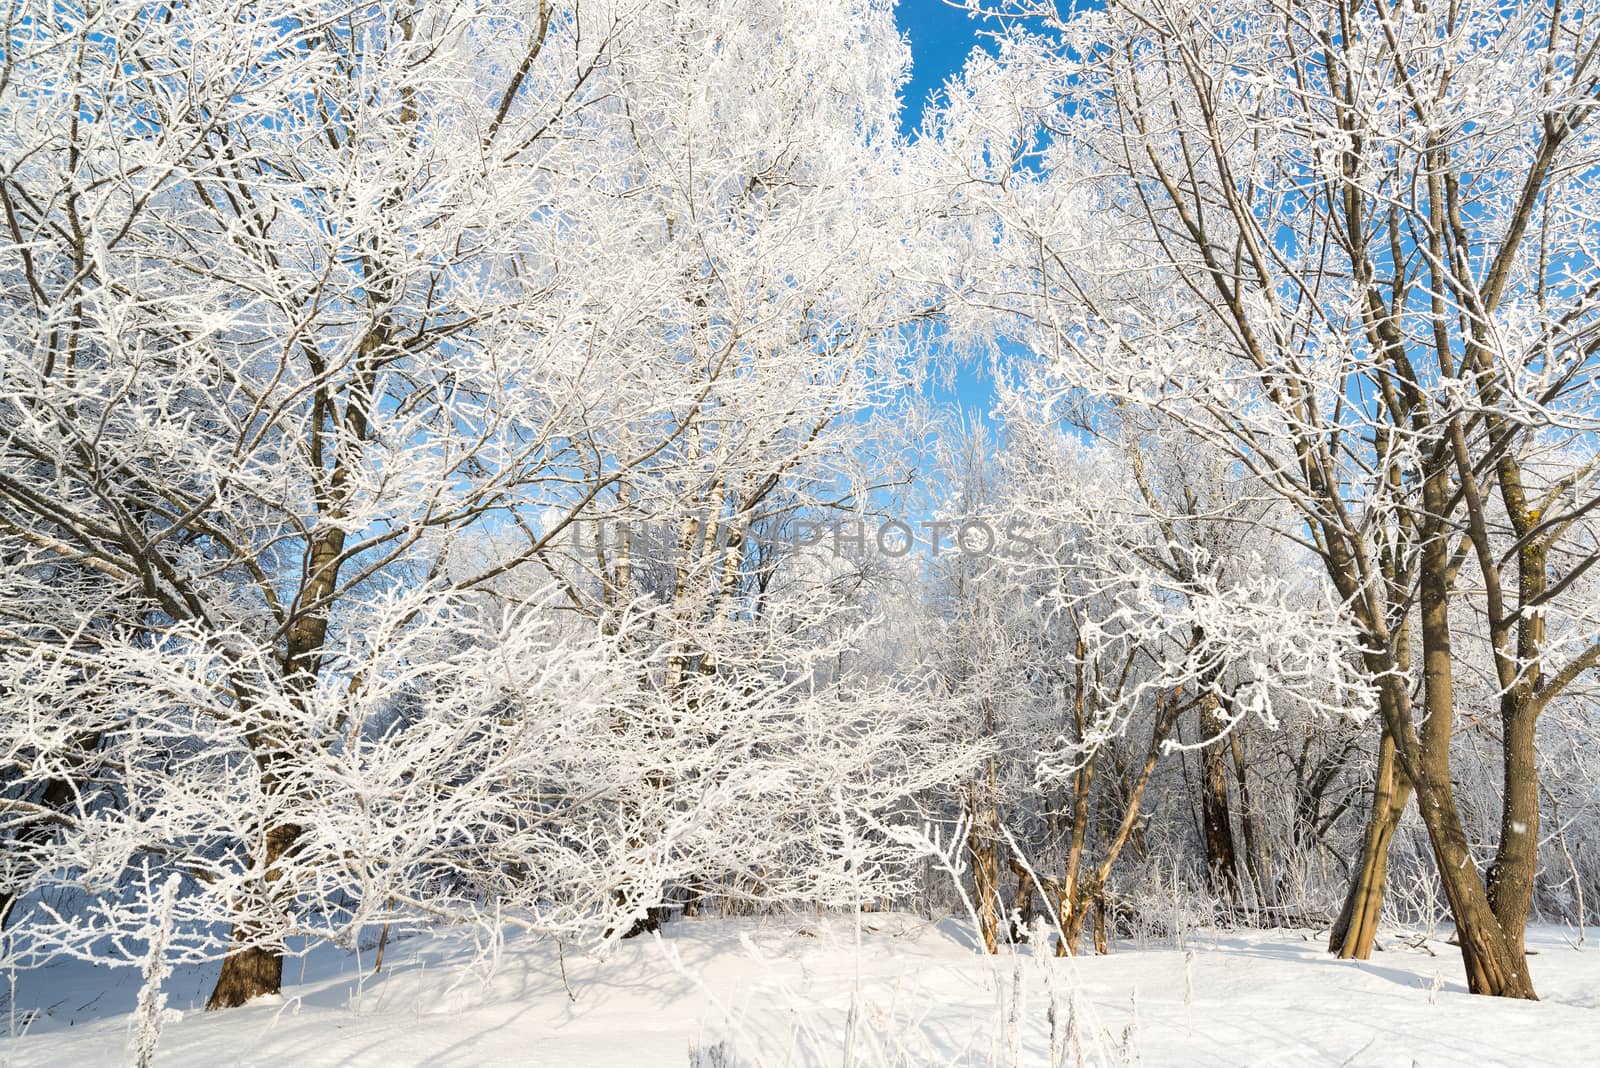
top-left (1, 0), bottom-right (1599, 1064)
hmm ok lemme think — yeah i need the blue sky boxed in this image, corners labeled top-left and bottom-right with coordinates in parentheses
top-left (895, 4), bottom-right (1001, 419)
top-left (895, 1), bottom-right (993, 138)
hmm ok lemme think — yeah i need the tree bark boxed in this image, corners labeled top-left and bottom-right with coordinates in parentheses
top-left (1229, 727), bottom-right (1270, 906)
top-left (1486, 698), bottom-right (1540, 957)
top-left (1408, 474), bottom-right (1537, 998)
top-left (1329, 728), bottom-right (1411, 959)
top-left (967, 762), bottom-right (1002, 955)
top-left (1198, 694), bottom-right (1240, 903)
top-left (1484, 529), bottom-right (1547, 958)
top-left (207, 506), bottom-right (352, 1008)
top-left (206, 819), bottom-right (302, 1009)
top-left (1007, 858), bottom-right (1036, 943)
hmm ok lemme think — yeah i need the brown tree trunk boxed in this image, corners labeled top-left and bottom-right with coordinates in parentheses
top-left (1198, 695), bottom-right (1240, 903)
top-left (1007, 858), bottom-right (1036, 943)
top-left (208, 515), bottom-right (349, 1009)
top-left (1487, 699), bottom-right (1539, 957)
top-left (967, 764), bottom-right (1002, 954)
top-left (613, 897), bottom-right (668, 939)
top-left (1049, 644), bottom-right (1097, 957)
top-left (1229, 729), bottom-right (1270, 906)
top-left (1484, 533), bottom-right (1546, 958)
top-left (1410, 772), bottom-right (1536, 998)
top-left (1330, 728), bottom-right (1411, 958)
top-left (1055, 881), bottom-right (1086, 956)
top-left (1057, 692), bottom-right (1176, 958)
top-left (1409, 478), bottom-right (1537, 998)
top-left (206, 819), bottom-right (302, 1009)
top-left (206, 940), bottom-right (285, 1011)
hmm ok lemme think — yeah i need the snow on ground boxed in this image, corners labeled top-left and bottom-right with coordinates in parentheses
top-left (1, 915), bottom-right (1596, 1066)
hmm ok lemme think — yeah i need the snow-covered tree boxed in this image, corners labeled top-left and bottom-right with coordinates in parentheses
top-left (0, 0), bottom-right (965, 1010)
top-left (945, 0), bottom-right (1600, 996)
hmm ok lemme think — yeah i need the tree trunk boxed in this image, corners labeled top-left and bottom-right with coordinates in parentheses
top-left (1007, 858), bottom-right (1036, 943)
top-left (1329, 728), bottom-right (1411, 958)
top-left (1487, 697), bottom-right (1540, 957)
top-left (1229, 729), bottom-right (1270, 907)
top-left (967, 766), bottom-right (1002, 955)
top-left (616, 901), bottom-right (669, 939)
top-left (206, 819), bottom-right (302, 1009)
top-left (206, 940), bottom-right (285, 1011)
top-left (1055, 883), bottom-right (1086, 956)
top-left (1409, 480), bottom-right (1537, 998)
top-left (1410, 771), bottom-right (1537, 998)
top-left (1198, 695), bottom-right (1240, 903)
top-left (208, 520), bottom-right (347, 1009)
top-left (1485, 530), bottom-right (1548, 958)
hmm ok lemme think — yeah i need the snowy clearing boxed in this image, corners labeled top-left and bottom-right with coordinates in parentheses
top-left (2, 916), bottom-right (1595, 1066)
